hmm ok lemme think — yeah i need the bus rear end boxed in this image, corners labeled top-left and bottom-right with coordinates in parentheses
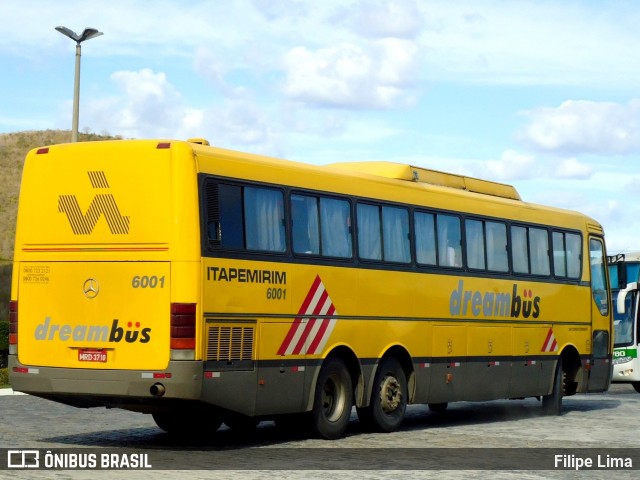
top-left (8, 140), bottom-right (202, 411)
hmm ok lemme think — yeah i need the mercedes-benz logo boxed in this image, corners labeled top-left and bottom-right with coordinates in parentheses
top-left (83, 278), bottom-right (100, 299)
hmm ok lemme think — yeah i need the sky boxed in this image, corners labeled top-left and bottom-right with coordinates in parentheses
top-left (1, 0), bottom-right (640, 255)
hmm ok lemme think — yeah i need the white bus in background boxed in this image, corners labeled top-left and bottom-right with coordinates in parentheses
top-left (609, 252), bottom-right (640, 391)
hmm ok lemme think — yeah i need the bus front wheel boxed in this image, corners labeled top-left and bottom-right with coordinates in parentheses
top-left (542, 358), bottom-right (564, 415)
top-left (311, 357), bottom-right (353, 440)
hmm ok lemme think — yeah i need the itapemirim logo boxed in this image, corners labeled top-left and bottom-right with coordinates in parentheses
top-left (58, 171), bottom-right (130, 235)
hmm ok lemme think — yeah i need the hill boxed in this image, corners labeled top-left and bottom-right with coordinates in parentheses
top-left (0, 130), bottom-right (120, 322)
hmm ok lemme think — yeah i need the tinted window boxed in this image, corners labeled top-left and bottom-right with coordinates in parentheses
top-left (292, 194), bottom-right (320, 255)
top-left (244, 187), bottom-right (286, 252)
top-left (486, 221), bottom-right (508, 272)
top-left (321, 198), bottom-right (352, 258)
top-left (466, 219), bottom-right (485, 270)
top-left (383, 206), bottom-right (410, 263)
top-left (437, 214), bottom-right (462, 267)
top-left (358, 203), bottom-right (381, 260)
top-left (415, 211), bottom-right (436, 265)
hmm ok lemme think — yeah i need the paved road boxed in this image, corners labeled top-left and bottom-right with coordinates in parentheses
top-left (1, 384), bottom-right (640, 479)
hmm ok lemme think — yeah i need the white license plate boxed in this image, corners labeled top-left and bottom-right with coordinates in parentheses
top-left (78, 349), bottom-right (107, 363)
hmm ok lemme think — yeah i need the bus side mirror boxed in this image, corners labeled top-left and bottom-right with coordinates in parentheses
top-left (617, 282), bottom-right (639, 315)
top-left (617, 262), bottom-right (628, 289)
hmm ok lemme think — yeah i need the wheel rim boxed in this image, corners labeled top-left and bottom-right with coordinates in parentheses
top-left (322, 373), bottom-right (347, 422)
top-left (379, 375), bottom-right (402, 413)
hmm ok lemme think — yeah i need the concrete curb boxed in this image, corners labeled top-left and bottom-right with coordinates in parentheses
top-left (0, 388), bottom-right (26, 396)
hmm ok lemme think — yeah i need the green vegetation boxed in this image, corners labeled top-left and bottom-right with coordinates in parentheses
top-left (0, 314), bottom-right (7, 386)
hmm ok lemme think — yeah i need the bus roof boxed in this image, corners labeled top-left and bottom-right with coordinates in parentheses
top-left (327, 161), bottom-right (522, 201)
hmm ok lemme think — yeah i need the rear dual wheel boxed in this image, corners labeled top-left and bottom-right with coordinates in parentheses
top-left (357, 357), bottom-right (407, 432)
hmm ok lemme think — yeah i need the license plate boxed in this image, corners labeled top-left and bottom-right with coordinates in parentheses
top-left (78, 349), bottom-right (107, 363)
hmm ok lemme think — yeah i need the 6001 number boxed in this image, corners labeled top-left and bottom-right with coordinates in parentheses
top-left (132, 275), bottom-right (166, 288)
top-left (266, 288), bottom-right (286, 300)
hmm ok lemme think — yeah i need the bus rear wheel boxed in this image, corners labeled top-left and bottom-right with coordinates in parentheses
top-left (357, 357), bottom-right (407, 433)
top-left (311, 357), bottom-right (353, 440)
top-left (542, 358), bottom-right (564, 415)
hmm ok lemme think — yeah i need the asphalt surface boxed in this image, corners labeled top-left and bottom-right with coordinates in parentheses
top-left (1, 383), bottom-right (640, 479)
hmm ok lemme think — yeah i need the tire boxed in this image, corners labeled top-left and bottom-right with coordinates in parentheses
top-left (311, 357), bottom-right (353, 439)
top-left (358, 357), bottom-right (407, 433)
top-left (428, 403), bottom-right (448, 413)
top-left (542, 358), bottom-right (564, 415)
top-left (153, 409), bottom-right (222, 436)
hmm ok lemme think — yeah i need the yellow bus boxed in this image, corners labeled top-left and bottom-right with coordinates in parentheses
top-left (8, 139), bottom-right (612, 439)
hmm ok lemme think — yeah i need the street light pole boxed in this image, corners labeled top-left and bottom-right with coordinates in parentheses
top-left (55, 26), bottom-right (103, 142)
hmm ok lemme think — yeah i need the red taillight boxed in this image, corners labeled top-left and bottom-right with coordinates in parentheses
top-left (170, 303), bottom-right (195, 350)
top-left (8, 300), bottom-right (17, 345)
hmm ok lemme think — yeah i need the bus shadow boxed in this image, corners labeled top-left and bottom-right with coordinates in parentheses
top-left (43, 396), bottom-right (622, 450)
top-left (399, 396), bottom-right (622, 432)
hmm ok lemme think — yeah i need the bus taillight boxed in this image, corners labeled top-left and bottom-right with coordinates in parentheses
top-left (8, 300), bottom-right (17, 354)
top-left (170, 303), bottom-right (196, 360)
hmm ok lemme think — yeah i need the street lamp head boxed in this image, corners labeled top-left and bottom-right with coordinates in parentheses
top-left (79, 28), bottom-right (103, 43)
top-left (55, 26), bottom-right (103, 44)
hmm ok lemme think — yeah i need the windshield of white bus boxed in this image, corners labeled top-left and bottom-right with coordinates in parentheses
top-left (613, 290), bottom-right (636, 347)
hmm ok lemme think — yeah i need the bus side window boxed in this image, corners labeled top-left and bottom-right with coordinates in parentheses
top-left (553, 231), bottom-right (567, 277)
top-left (208, 183), bottom-right (244, 249)
top-left (566, 233), bottom-right (582, 278)
top-left (553, 231), bottom-right (582, 279)
top-left (465, 219), bottom-right (485, 270)
top-left (357, 203), bottom-right (381, 261)
top-left (382, 206), bottom-right (410, 263)
top-left (437, 214), bottom-right (461, 267)
top-left (590, 238), bottom-right (609, 316)
top-left (530, 227), bottom-right (550, 275)
top-left (244, 187), bottom-right (286, 252)
top-left (415, 211), bottom-right (436, 266)
top-left (320, 198), bottom-right (352, 258)
top-left (486, 221), bottom-right (508, 272)
top-left (292, 194), bottom-right (320, 255)
top-left (511, 226), bottom-right (529, 274)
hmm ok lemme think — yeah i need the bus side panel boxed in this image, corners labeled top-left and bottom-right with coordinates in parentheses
top-left (508, 327), bottom-right (544, 397)
top-left (427, 325), bottom-right (466, 403)
top-left (463, 326), bottom-right (511, 401)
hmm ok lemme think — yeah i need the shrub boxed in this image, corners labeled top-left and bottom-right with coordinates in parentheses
top-left (0, 321), bottom-right (8, 351)
top-left (0, 321), bottom-right (7, 369)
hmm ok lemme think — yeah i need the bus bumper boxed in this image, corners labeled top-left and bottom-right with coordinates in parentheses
top-left (8, 355), bottom-right (203, 411)
top-left (612, 361), bottom-right (640, 383)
